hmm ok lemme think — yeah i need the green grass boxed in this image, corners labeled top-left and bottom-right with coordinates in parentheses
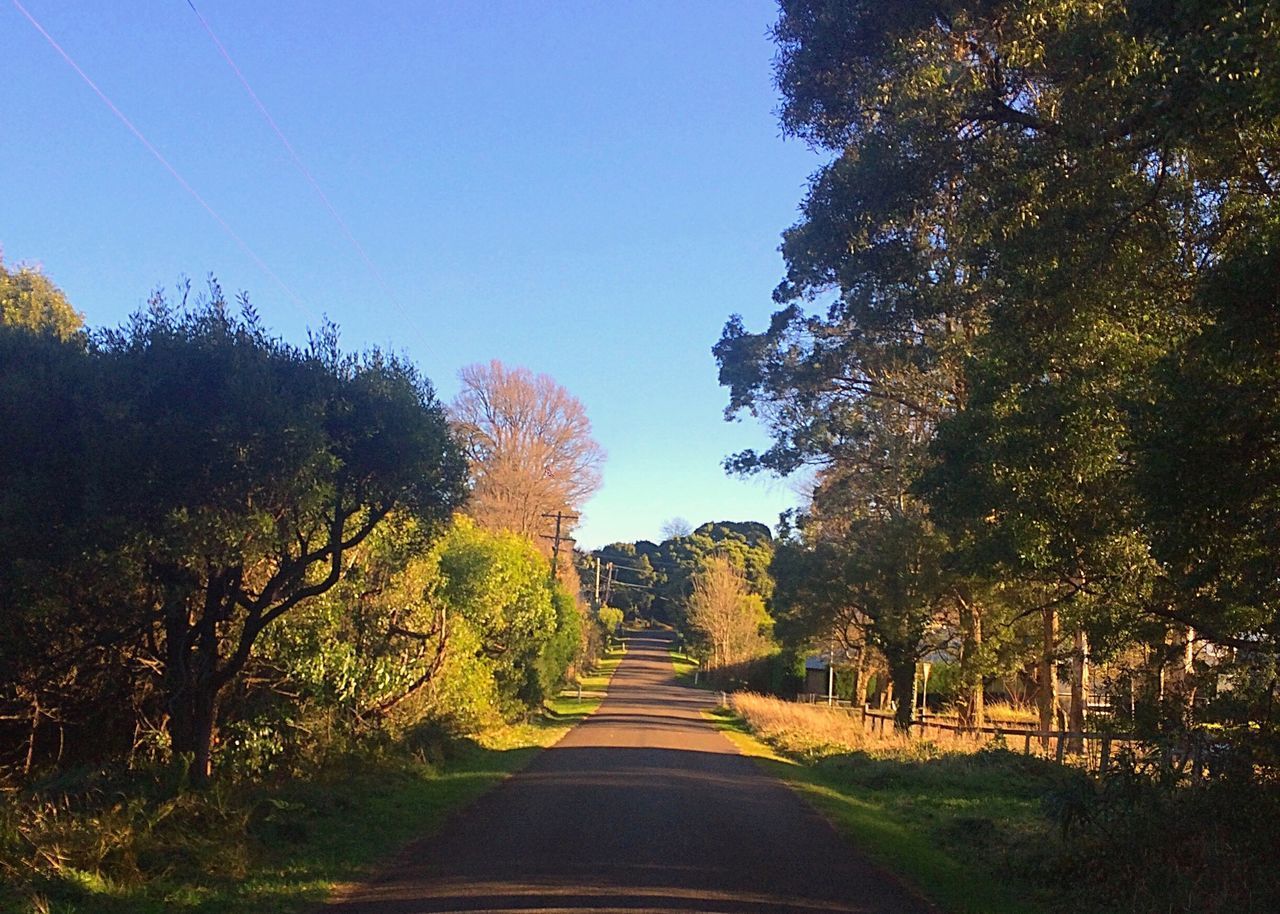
top-left (668, 646), bottom-right (706, 688)
top-left (705, 707), bottom-right (1058, 914)
top-left (1, 655), bottom-right (625, 914)
top-left (545, 649), bottom-right (624, 721)
top-left (2, 741), bottom-right (550, 914)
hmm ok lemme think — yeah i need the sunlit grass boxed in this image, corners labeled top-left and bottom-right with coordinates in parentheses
top-left (543, 651), bottom-right (624, 724)
top-left (713, 695), bottom-right (1059, 914)
top-left (668, 646), bottom-right (703, 687)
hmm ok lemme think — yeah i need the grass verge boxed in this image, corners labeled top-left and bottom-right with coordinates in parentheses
top-left (546, 648), bottom-right (624, 719)
top-left (706, 700), bottom-right (1061, 914)
top-left (0, 655), bottom-right (623, 914)
top-left (668, 647), bottom-right (704, 688)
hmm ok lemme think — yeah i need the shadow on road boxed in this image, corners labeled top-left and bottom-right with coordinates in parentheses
top-left (324, 632), bottom-right (933, 914)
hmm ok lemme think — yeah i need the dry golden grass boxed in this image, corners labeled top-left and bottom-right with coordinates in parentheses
top-left (972, 700), bottom-right (1039, 725)
top-left (729, 692), bottom-right (983, 762)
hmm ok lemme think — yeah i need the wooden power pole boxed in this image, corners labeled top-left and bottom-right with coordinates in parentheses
top-left (540, 510), bottom-right (578, 582)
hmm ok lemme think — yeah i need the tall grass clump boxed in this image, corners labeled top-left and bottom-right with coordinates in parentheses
top-left (730, 692), bottom-right (977, 762)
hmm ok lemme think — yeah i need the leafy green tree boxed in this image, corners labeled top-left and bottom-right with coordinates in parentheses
top-left (267, 513), bottom-right (583, 737)
top-left (256, 515), bottom-right (462, 735)
top-left (0, 325), bottom-right (133, 772)
top-left (432, 515), bottom-right (572, 708)
top-left (1, 281), bottom-right (467, 781)
top-left (0, 262), bottom-right (83, 340)
top-left (531, 587), bottom-right (584, 705)
top-left (597, 606), bottom-right (624, 635)
top-left (1135, 230), bottom-right (1280, 653)
top-left (724, 1), bottom-right (1280, 737)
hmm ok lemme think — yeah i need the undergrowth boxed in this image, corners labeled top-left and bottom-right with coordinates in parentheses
top-left (0, 659), bottom-right (620, 914)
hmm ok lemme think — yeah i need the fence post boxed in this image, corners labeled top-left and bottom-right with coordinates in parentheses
top-left (1099, 735), bottom-right (1111, 775)
top-left (1023, 732), bottom-right (1032, 755)
top-left (1055, 733), bottom-right (1067, 765)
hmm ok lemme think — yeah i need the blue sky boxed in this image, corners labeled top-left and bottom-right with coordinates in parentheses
top-left (1, 1), bottom-right (823, 548)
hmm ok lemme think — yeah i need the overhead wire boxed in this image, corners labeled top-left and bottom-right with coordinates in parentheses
top-left (183, 0), bottom-right (436, 366)
top-left (11, 0), bottom-right (314, 321)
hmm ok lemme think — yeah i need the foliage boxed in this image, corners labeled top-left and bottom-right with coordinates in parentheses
top-left (0, 261), bottom-right (83, 341)
top-left (586, 520), bottom-right (775, 627)
top-left (719, 0), bottom-right (1280, 751)
top-left (729, 692), bottom-right (1280, 913)
top-left (449, 359), bottom-right (604, 549)
top-left (686, 556), bottom-right (774, 674)
top-left (1045, 762), bottom-right (1280, 913)
top-left (0, 709), bottom-right (588, 914)
top-left (0, 279), bottom-right (468, 781)
top-left (1134, 228), bottom-right (1280, 650)
top-left (596, 606), bottom-right (624, 635)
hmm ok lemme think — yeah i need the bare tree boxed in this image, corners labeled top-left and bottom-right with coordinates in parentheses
top-left (660, 516), bottom-right (693, 540)
top-left (687, 556), bottom-right (770, 672)
top-left (450, 360), bottom-right (604, 544)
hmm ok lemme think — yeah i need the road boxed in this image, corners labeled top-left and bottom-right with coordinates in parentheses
top-left (325, 632), bottom-right (934, 914)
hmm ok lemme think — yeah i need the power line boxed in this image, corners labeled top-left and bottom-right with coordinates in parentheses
top-left (184, 0), bottom-right (434, 364)
top-left (610, 579), bottom-right (654, 591)
top-left (594, 554), bottom-right (686, 573)
top-left (11, 0), bottom-right (313, 321)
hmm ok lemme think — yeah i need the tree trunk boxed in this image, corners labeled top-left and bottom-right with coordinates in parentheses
top-left (1038, 604), bottom-right (1059, 749)
top-left (890, 653), bottom-right (916, 733)
top-left (853, 647), bottom-right (868, 708)
top-left (960, 597), bottom-right (985, 730)
top-left (1163, 624), bottom-right (1196, 725)
top-left (1067, 627), bottom-right (1088, 753)
top-left (164, 603), bottom-right (220, 785)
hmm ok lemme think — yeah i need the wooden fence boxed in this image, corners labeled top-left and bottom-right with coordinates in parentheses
top-left (795, 695), bottom-right (1139, 773)
top-left (863, 706), bottom-right (1140, 772)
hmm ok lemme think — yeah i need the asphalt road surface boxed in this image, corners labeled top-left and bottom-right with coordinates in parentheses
top-left (324, 632), bottom-right (934, 914)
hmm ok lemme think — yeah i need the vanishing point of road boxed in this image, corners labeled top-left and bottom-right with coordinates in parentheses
top-left (325, 632), bottom-right (934, 914)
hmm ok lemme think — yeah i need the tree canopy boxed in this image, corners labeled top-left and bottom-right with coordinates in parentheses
top-left (0, 261), bottom-right (84, 341)
top-left (1, 281), bottom-right (468, 779)
top-left (718, 0), bottom-right (1280, 736)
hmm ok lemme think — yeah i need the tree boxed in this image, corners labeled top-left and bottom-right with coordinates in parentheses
top-left (724, 1), bottom-right (1280, 741)
top-left (0, 323), bottom-right (126, 773)
top-left (686, 556), bottom-right (772, 675)
top-left (597, 606), bottom-right (624, 635)
top-left (432, 515), bottom-right (567, 707)
top-left (0, 261), bottom-right (84, 341)
top-left (661, 517), bottom-right (693, 539)
top-left (449, 360), bottom-right (604, 547)
top-left (1, 282), bottom-right (468, 781)
top-left (1135, 229), bottom-right (1280, 654)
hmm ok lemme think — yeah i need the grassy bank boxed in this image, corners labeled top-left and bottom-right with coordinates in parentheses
top-left (715, 693), bottom-right (1280, 913)
top-left (0, 653), bottom-right (623, 914)
top-left (669, 648), bottom-right (699, 685)
top-left (710, 693), bottom-right (1061, 914)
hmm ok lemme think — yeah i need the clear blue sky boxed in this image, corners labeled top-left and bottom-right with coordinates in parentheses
top-left (1, 0), bottom-right (822, 549)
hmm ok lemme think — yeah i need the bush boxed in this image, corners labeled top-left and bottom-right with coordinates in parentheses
top-left (1046, 760), bottom-right (1280, 913)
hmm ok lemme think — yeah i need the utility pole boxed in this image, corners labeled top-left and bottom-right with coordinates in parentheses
top-left (603, 562), bottom-right (615, 606)
top-left (540, 510), bottom-right (578, 583)
top-left (594, 556), bottom-right (602, 608)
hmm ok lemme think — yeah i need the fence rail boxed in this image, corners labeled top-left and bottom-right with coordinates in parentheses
top-left (794, 695), bottom-right (1141, 773)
